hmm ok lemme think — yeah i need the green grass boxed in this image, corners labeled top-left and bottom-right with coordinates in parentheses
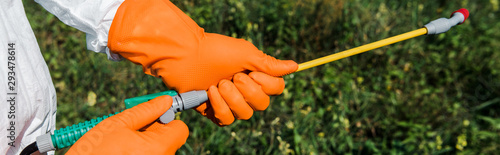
top-left (24, 0), bottom-right (500, 154)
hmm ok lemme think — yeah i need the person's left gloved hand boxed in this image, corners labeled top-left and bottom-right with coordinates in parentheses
top-left (108, 0), bottom-right (297, 126)
top-left (66, 96), bottom-right (188, 155)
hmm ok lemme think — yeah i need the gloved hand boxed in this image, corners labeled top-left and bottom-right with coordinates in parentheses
top-left (66, 96), bottom-right (188, 154)
top-left (108, 0), bottom-right (298, 126)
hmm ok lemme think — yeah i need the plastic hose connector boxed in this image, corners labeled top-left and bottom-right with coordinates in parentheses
top-left (178, 90), bottom-right (209, 112)
top-left (123, 90), bottom-right (208, 123)
top-left (159, 90), bottom-right (208, 123)
top-left (50, 112), bottom-right (120, 150)
top-left (36, 133), bottom-right (54, 153)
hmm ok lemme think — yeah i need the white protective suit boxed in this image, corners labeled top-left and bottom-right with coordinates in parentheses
top-left (0, 0), bottom-right (123, 154)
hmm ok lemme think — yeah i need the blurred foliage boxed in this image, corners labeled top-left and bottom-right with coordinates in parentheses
top-left (23, 0), bottom-right (499, 154)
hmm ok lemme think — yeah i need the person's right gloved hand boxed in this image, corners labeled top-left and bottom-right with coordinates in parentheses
top-left (108, 0), bottom-right (298, 126)
top-left (66, 96), bottom-right (188, 154)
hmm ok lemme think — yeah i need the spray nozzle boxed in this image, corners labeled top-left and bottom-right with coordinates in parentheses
top-left (425, 8), bottom-right (469, 35)
top-left (451, 8), bottom-right (470, 24)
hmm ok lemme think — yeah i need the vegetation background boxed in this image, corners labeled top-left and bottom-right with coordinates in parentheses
top-left (23, 0), bottom-right (499, 154)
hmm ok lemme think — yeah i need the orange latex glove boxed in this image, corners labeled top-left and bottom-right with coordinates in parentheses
top-left (108, 0), bottom-right (298, 126)
top-left (66, 96), bottom-right (188, 154)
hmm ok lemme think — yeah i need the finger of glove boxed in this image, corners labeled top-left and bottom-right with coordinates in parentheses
top-left (208, 85), bottom-right (235, 126)
top-left (194, 103), bottom-right (222, 125)
top-left (218, 80), bottom-right (254, 120)
top-left (194, 102), bottom-right (211, 117)
top-left (249, 72), bottom-right (286, 95)
top-left (139, 121), bottom-right (162, 132)
top-left (247, 51), bottom-right (298, 77)
top-left (111, 95), bottom-right (173, 130)
top-left (233, 73), bottom-right (270, 111)
top-left (143, 120), bottom-right (189, 154)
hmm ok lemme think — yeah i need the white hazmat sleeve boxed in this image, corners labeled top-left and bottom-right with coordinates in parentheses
top-left (1, 0), bottom-right (126, 154)
top-left (35, 0), bottom-right (125, 61)
top-left (1, 0), bottom-right (56, 154)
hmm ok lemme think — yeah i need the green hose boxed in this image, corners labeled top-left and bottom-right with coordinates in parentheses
top-left (51, 90), bottom-right (178, 149)
top-left (36, 90), bottom-right (207, 153)
top-left (51, 112), bottom-right (119, 149)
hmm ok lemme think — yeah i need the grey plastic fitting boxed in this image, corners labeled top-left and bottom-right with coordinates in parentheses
top-left (425, 8), bottom-right (469, 35)
top-left (36, 133), bottom-right (55, 153)
top-left (159, 90), bottom-right (208, 123)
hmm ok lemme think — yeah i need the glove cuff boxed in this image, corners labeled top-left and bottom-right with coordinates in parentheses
top-left (108, 0), bottom-right (205, 75)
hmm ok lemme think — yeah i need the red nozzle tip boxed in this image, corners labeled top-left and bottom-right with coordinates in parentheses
top-left (451, 8), bottom-right (469, 24)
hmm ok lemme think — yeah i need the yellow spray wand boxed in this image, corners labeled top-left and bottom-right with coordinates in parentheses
top-left (296, 8), bottom-right (469, 72)
top-left (297, 28), bottom-right (427, 72)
